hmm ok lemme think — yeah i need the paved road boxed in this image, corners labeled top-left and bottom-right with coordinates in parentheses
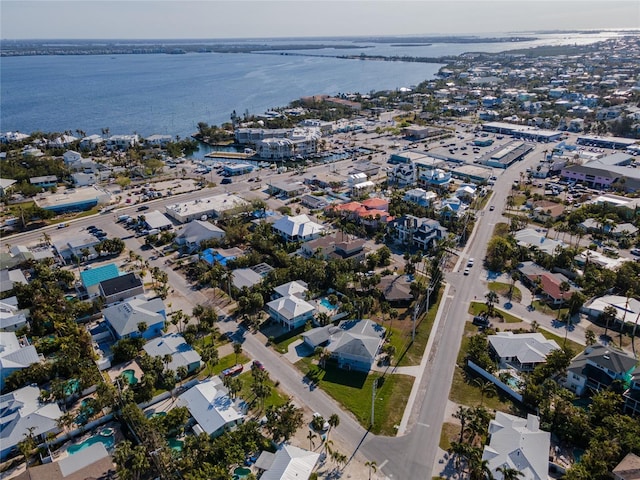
top-left (3, 133), bottom-right (590, 478)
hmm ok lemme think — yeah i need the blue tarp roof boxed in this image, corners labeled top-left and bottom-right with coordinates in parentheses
top-left (201, 248), bottom-right (236, 266)
top-left (80, 263), bottom-right (119, 288)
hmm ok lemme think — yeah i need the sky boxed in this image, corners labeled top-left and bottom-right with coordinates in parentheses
top-left (2, 0), bottom-right (639, 40)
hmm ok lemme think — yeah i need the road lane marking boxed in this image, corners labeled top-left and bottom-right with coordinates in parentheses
top-left (378, 459), bottom-right (389, 470)
top-left (417, 422), bottom-right (430, 428)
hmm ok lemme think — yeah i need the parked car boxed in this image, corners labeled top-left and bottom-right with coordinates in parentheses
top-left (630, 249), bottom-right (640, 257)
top-left (222, 364), bottom-right (243, 377)
top-left (221, 178), bottom-right (232, 184)
top-left (463, 267), bottom-right (470, 275)
top-left (252, 360), bottom-right (265, 371)
top-left (472, 315), bottom-right (492, 328)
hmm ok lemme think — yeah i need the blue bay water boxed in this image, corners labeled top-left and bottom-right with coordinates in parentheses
top-left (0, 32), bottom-right (614, 139)
top-left (1, 52), bottom-right (441, 138)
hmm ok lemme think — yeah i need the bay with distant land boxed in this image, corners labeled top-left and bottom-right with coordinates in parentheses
top-left (0, 32), bottom-right (617, 138)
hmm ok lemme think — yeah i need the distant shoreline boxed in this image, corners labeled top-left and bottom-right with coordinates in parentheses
top-left (0, 35), bottom-right (535, 57)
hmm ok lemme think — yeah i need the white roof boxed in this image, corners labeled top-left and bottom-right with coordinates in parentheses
top-left (103, 297), bottom-right (165, 337)
top-left (267, 295), bottom-right (315, 321)
top-left (514, 228), bottom-right (565, 255)
top-left (143, 333), bottom-right (201, 371)
top-left (272, 214), bottom-right (325, 239)
top-left (144, 210), bottom-right (173, 230)
top-left (0, 332), bottom-right (40, 371)
top-left (176, 220), bottom-right (225, 245)
top-left (231, 268), bottom-right (264, 290)
top-left (0, 385), bottom-right (62, 456)
top-left (273, 281), bottom-right (308, 299)
top-left (482, 412), bottom-right (549, 480)
top-left (488, 332), bottom-right (559, 364)
top-left (260, 444), bottom-right (320, 480)
top-left (584, 295), bottom-right (640, 324)
top-left (177, 380), bottom-right (243, 436)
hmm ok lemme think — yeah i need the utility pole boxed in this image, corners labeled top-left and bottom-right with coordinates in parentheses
top-left (370, 377), bottom-right (378, 428)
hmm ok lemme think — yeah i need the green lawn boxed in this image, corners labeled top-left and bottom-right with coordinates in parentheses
top-left (487, 281), bottom-right (522, 303)
top-left (200, 352), bottom-right (251, 378)
top-left (297, 358), bottom-right (414, 435)
top-left (237, 371), bottom-right (288, 414)
top-left (397, 287), bottom-right (444, 367)
top-left (468, 302), bottom-right (522, 324)
top-left (273, 333), bottom-right (302, 355)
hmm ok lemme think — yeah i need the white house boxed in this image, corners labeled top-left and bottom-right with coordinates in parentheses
top-left (177, 379), bottom-right (244, 438)
top-left (582, 295), bottom-right (640, 327)
top-left (0, 297), bottom-right (27, 332)
top-left (0, 269), bottom-right (27, 294)
top-left (143, 333), bottom-right (202, 374)
top-left (0, 385), bottom-right (62, 460)
top-left (267, 294), bottom-right (316, 331)
top-left (63, 150), bottom-right (83, 165)
top-left (488, 332), bottom-right (560, 372)
top-left (272, 280), bottom-right (308, 300)
top-left (0, 332), bottom-right (40, 390)
top-left (271, 214), bottom-right (325, 242)
top-left (482, 412), bottom-right (550, 480)
top-left (257, 444), bottom-right (320, 480)
top-left (175, 220), bottom-right (226, 251)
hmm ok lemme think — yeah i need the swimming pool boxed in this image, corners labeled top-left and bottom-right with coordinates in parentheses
top-left (233, 466), bottom-right (251, 479)
top-left (67, 433), bottom-right (115, 455)
top-left (319, 298), bottom-right (338, 310)
top-left (168, 438), bottom-right (183, 452)
top-left (121, 369), bottom-right (138, 385)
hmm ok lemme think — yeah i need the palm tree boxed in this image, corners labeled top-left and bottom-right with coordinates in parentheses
top-left (497, 465), bottom-right (524, 480)
top-left (233, 342), bottom-right (243, 364)
top-left (485, 291), bottom-right (499, 317)
top-left (328, 413), bottom-right (340, 439)
top-left (558, 281), bottom-right (571, 319)
top-left (472, 378), bottom-right (497, 406)
top-left (307, 430), bottom-right (318, 450)
top-left (365, 460), bottom-right (378, 480)
top-left (453, 405), bottom-right (472, 443)
top-left (601, 305), bottom-right (617, 341)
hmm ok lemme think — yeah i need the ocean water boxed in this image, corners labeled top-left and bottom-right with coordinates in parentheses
top-left (0, 32), bottom-right (616, 138)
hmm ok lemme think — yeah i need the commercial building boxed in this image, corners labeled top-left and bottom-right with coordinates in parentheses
top-left (34, 186), bottom-right (111, 213)
top-left (165, 193), bottom-right (250, 223)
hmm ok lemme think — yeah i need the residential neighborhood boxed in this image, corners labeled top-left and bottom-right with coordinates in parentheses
top-left (1, 32), bottom-right (640, 480)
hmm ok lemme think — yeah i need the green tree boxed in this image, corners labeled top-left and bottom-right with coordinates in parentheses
top-left (265, 399), bottom-right (304, 443)
top-left (485, 291), bottom-right (499, 317)
top-left (365, 460), bottom-right (377, 480)
top-left (233, 342), bottom-right (243, 364)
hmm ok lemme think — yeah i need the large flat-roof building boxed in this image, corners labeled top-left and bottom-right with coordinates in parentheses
top-left (165, 193), bottom-right (250, 223)
top-left (34, 186), bottom-right (111, 213)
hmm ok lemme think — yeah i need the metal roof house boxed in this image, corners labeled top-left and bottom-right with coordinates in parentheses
top-left (481, 412), bottom-right (550, 480)
top-left (177, 379), bottom-right (244, 438)
top-left (302, 319), bottom-right (385, 372)
top-left (102, 297), bottom-right (165, 340)
top-left (143, 333), bottom-right (201, 374)
top-left (0, 384), bottom-right (62, 460)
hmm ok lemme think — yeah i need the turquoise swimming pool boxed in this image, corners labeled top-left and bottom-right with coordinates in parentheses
top-left (168, 438), bottom-right (184, 452)
top-left (319, 297), bottom-right (338, 310)
top-left (67, 433), bottom-right (115, 455)
top-left (121, 369), bottom-right (138, 385)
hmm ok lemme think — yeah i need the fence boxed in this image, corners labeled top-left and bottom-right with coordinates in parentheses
top-left (467, 359), bottom-right (523, 403)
